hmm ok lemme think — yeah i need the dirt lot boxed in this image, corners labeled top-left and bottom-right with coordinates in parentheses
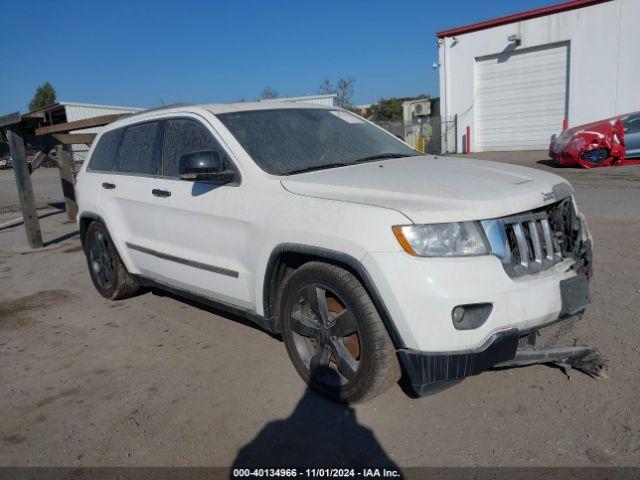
top-left (1, 152), bottom-right (639, 467)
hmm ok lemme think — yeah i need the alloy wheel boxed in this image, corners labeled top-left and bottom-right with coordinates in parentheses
top-left (89, 231), bottom-right (115, 290)
top-left (290, 284), bottom-right (361, 386)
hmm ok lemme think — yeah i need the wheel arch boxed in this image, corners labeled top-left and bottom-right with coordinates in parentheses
top-left (78, 212), bottom-right (105, 248)
top-left (263, 243), bottom-right (406, 349)
top-left (78, 212), bottom-right (127, 266)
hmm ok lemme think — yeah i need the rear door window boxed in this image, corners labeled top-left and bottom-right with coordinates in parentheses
top-left (116, 121), bottom-right (161, 175)
top-left (162, 118), bottom-right (223, 178)
top-left (624, 115), bottom-right (640, 133)
top-left (87, 129), bottom-right (123, 172)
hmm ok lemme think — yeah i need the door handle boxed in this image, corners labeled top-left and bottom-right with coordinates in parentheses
top-left (102, 182), bottom-right (116, 190)
top-left (152, 189), bottom-right (171, 197)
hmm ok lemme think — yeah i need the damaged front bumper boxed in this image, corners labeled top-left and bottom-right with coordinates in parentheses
top-left (399, 314), bottom-right (605, 397)
top-left (399, 262), bottom-right (604, 396)
top-left (494, 344), bottom-right (606, 380)
top-left (398, 328), bottom-right (521, 396)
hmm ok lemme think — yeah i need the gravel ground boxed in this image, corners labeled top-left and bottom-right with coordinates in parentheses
top-left (0, 152), bottom-right (639, 468)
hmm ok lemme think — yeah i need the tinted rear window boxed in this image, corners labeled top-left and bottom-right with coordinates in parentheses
top-left (624, 114), bottom-right (640, 132)
top-left (88, 129), bottom-right (122, 172)
top-left (116, 122), bottom-right (161, 175)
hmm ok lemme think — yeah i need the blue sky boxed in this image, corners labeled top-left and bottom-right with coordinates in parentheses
top-left (1, 0), bottom-right (556, 113)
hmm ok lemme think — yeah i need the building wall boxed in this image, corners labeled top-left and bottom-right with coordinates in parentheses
top-left (63, 102), bottom-right (142, 123)
top-left (64, 103), bottom-right (142, 163)
top-left (261, 94), bottom-right (337, 106)
top-left (439, 0), bottom-right (640, 152)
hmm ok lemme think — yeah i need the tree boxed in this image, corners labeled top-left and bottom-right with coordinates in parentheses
top-left (28, 82), bottom-right (57, 111)
top-left (368, 97), bottom-right (404, 122)
top-left (335, 77), bottom-right (355, 109)
top-left (317, 79), bottom-right (334, 95)
top-left (317, 77), bottom-right (355, 108)
top-left (260, 86), bottom-right (279, 100)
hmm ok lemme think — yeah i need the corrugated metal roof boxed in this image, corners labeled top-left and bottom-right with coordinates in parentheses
top-left (261, 94), bottom-right (337, 106)
top-left (436, 0), bottom-right (613, 38)
top-left (261, 94), bottom-right (337, 102)
top-left (64, 104), bottom-right (141, 123)
top-left (204, 101), bottom-right (335, 114)
top-left (60, 101), bottom-right (143, 111)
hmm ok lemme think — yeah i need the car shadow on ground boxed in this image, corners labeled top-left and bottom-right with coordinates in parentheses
top-left (148, 288), bottom-right (282, 340)
top-left (148, 288), bottom-right (461, 402)
top-left (536, 159), bottom-right (564, 168)
top-left (232, 367), bottom-right (400, 471)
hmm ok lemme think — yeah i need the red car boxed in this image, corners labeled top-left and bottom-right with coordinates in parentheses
top-left (549, 112), bottom-right (640, 168)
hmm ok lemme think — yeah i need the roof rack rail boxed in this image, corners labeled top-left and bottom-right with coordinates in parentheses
top-left (126, 103), bottom-right (193, 117)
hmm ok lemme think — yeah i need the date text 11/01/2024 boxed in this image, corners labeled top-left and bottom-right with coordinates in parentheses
top-left (232, 468), bottom-right (401, 477)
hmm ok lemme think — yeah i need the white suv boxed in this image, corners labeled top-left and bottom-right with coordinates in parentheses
top-left (76, 102), bottom-right (592, 402)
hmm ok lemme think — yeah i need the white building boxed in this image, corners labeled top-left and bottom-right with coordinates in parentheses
top-left (62, 102), bottom-right (143, 161)
top-left (261, 94), bottom-right (337, 106)
top-left (437, 0), bottom-right (640, 152)
top-left (24, 101), bottom-right (142, 161)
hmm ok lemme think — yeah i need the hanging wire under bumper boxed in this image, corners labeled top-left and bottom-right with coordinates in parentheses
top-left (494, 344), bottom-right (607, 380)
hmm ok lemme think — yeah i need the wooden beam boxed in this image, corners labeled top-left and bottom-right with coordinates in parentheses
top-left (30, 151), bottom-right (47, 170)
top-left (22, 111), bottom-right (46, 119)
top-left (25, 133), bottom-right (96, 147)
top-left (57, 145), bottom-right (78, 221)
top-left (6, 130), bottom-right (43, 248)
top-left (0, 111), bottom-right (21, 128)
top-left (35, 114), bottom-right (124, 135)
top-left (53, 133), bottom-right (96, 145)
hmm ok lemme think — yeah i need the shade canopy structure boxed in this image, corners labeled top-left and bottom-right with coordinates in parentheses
top-left (0, 103), bottom-right (136, 248)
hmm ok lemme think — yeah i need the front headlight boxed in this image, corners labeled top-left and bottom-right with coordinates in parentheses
top-left (392, 222), bottom-right (489, 257)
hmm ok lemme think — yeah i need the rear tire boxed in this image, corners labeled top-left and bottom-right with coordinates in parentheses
top-left (84, 221), bottom-right (140, 300)
top-left (280, 262), bottom-right (400, 403)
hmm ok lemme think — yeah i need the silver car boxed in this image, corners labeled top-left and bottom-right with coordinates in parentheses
top-left (623, 112), bottom-right (640, 158)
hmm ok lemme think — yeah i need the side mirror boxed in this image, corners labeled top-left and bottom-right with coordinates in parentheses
top-left (179, 150), bottom-right (236, 184)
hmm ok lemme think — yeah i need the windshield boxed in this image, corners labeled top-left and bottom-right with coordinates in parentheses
top-left (217, 108), bottom-right (418, 175)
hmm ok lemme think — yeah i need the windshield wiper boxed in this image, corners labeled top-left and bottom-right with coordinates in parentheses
top-left (284, 162), bottom-right (354, 176)
top-left (353, 152), bottom-right (417, 163)
top-left (284, 153), bottom-right (418, 176)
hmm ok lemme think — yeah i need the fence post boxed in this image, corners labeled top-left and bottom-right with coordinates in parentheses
top-left (466, 126), bottom-right (471, 154)
top-left (57, 145), bottom-right (78, 221)
top-left (454, 114), bottom-right (458, 154)
top-left (6, 130), bottom-right (43, 248)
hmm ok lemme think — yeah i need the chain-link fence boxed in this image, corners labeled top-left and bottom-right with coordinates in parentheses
top-left (373, 121), bottom-right (404, 139)
top-left (0, 167), bottom-right (20, 214)
top-left (70, 144), bottom-right (90, 165)
top-left (373, 116), bottom-right (458, 155)
top-left (0, 148), bottom-right (65, 214)
top-left (403, 115), bottom-right (458, 155)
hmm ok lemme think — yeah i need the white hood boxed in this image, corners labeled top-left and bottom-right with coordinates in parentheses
top-left (280, 155), bottom-right (572, 223)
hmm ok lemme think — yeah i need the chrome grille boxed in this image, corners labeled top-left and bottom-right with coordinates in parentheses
top-left (482, 199), bottom-right (578, 278)
top-left (503, 213), bottom-right (562, 276)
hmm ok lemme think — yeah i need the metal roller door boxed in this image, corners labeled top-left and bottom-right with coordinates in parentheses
top-left (475, 43), bottom-right (569, 151)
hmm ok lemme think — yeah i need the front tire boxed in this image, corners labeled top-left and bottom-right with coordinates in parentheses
top-left (280, 262), bottom-right (400, 403)
top-left (84, 221), bottom-right (140, 300)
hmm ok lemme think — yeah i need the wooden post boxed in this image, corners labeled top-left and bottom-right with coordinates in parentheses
top-left (6, 130), bottom-right (43, 248)
top-left (56, 145), bottom-right (78, 221)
